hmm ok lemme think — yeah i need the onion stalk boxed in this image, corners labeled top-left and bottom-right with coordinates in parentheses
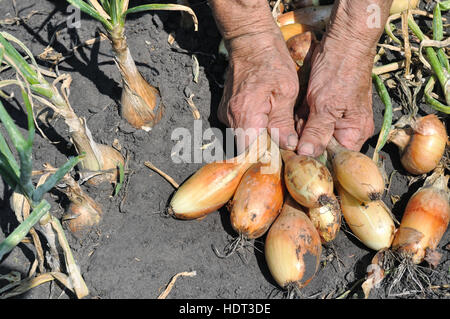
top-left (0, 32), bottom-right (124, 185)
top-left (265, 196), bottom-right (322, 292)
top-left (67, 0), bottom-right (197, 131)
top-left (0, 92), bottom-right (88, 298)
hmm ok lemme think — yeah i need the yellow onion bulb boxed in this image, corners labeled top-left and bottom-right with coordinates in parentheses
top-left (282, 150), bottom-right (335, 208)
top-left (170, 161), bottom-right (252, 220)
top-left (390, 115), bottom-right (448, 175)
top-left (63, 195), bottom-right (103, 236)
top-left (337, 184), bottom-right (395, 251)
top-left (265, 196), bottom-right (322, 290)
top-left (308, 194), bottom-right (341, 243)
top-left (392, 175), bottom-right (450, 264)
top-left (230, 153), bottom-right (284, 239)
top-left (279, 23), bottom-right (315, 41)
top-left (169, 131), bottom-right (270, 220)
top-left (327, 137), bottom-right (385, 202)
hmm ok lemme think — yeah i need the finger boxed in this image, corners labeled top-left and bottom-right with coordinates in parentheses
top-left (334, 116), bottom-right (374, 151)
top-left (296, 111), bottom-right (337, 157)
top-left (267, 108), bottom-right (298, 151)
top-left (228, 94), bottom-right (270, 154)
top-left (334, 128), bottom-right (365, 151)
top-left (267, 81), bottom-right (299, 151)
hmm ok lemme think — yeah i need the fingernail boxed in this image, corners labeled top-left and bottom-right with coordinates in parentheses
top-left (286, 134), bottom-right (298, 150)
top-left (297, 142), bottom-right (314, 156)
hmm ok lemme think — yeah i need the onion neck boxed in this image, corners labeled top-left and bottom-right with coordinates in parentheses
top-left (280, 149), bottom-right (296, 163)
top-left (231, 130), bottom-right (271, 166)
top-left (325, 136), bottom-right (346, 158)
top-left (388, 128), bottom-right (412, 153)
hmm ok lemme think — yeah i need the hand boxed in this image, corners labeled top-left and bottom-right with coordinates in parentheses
top-left (218, 30), bottom-right (300, 153)
top-left (293, 0), bottom-right (393, 157)
top-left (295, 38), bottom-right (376, 157)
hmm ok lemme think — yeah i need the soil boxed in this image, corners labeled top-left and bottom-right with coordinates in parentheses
top-left (0, 0), bottom-right (448, 299)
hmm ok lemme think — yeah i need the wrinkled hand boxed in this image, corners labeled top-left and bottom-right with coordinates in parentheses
top-left (218, 30), bottom-right (300, 153)
top-left (295, 37), bottom-right (376, 157)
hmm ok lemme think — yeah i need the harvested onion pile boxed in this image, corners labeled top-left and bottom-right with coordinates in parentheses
top-left (168, 126), bottom-right (402, 292)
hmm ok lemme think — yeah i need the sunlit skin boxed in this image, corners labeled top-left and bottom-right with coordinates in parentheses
top-left (209, 0), bottom-right (393, 155)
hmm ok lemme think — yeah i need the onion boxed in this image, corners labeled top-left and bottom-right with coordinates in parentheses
top-left (64, 195), bottom-right (103, 236)
top-left (265, 196), bottom-right (322, 291)
top-left (229, 150), bottom-right (284, 240)
top-left (61, 177), bottom-right (103, 236)
top-left (308, 194), bottom-right (341, 243)
top-left (279, 23), bottom-right (315, 41)
top-left (169, 131), bottom-right (270, 220)
top-left (278, 1), bottom-right (417, 29)
top-left (391, 173), bottom-right (450, 264)
top-left (111, 32), bottom-right (164, 131)
top-left (277, 5), bottom-right (333, 29)
top-left (337, 184), bottom-right (395, 251)
top-left (388, 114), bottom-right (448, 175)
top-left (285, 31), bottom-right (317, 71)
top-left (281, 149), bottom-right (335, 208)
top-left (390, 0), bottom-right (419, 14)
top-left (285, 31), bottom-right (318, 98)
top-left (327, 137), bottom-right (385, 202)
top-left (72, 126), bottom-right (125, 186)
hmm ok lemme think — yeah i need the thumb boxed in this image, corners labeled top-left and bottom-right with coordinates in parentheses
top-left (267, 114), bottom-right (299, 152)
top-left (297, 111), bottom-right (337, 157)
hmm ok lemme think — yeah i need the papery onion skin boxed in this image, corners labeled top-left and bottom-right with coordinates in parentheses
top-left (308, 194), bottom-right (341, 243)
top-left (265, 196), bottom-right (322, 290)
top-left (396, 115), bottom-right (447, 175)
top-left (84, 144), bottom-right (125, 186)
top-left (337, 184), bottom-right (395, 251)
top-left (230, 156), bottom-right (284, 239)
top-left (282, 150), bottom-right (335, 209)
top-left (392, 176), bottom-right (450, 264)
top-left (112, 32), bottom-right (164, 131)
top-left (64, 196), bottom-right (103, 236)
